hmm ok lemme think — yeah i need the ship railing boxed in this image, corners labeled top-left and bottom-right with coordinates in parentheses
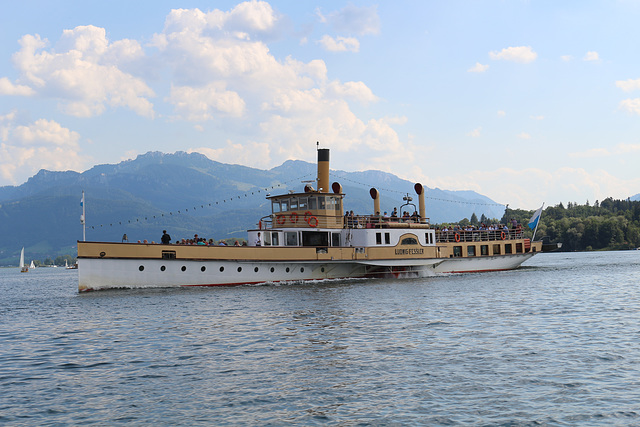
top-left (343, 214), bottom-right (430, 229)
top-left (435, 229), bottom-right (524, 243)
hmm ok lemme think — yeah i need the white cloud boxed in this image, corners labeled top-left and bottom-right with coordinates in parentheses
top-left (318, 35), bottom-right (360, 52)
top-left (0, 116), bottom-right (88, 184)
top-left (0, 77), bottom-right (35, 96)
top-left (497, 110), bottom-right (506, 117)
top-left (570, 143), bottom-right (640, 158)
top-left (326, 80), bottom-right (377, 103)
top-left (489, 46), bottom-right (537, 63)
top-left (517, 132), bottom-right (531, 139)
top-left (583, 51), bottom-right (599, 61)
top-left (619, 98), bottom-right (640, 115)
top-left (561, 55), bottom-right (573, 62)
top-left (467, 62), bottom-right (489, 73)
top-left (317, 4), bottom-right (380, 35)
top-left (530, 115), bottom-right (544, 120)
top-left (8, 27), bottom-right (155, 118)
top-left (569, 148), bottom-right (610, 158)
top-left (616, 78), bottom-right (640, 92)
top-left (467, 127), bottom-right (481, 138)
top-left (167, 82), bottom-right (246, 121)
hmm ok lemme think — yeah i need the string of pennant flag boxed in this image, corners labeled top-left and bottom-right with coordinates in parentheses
top-left (84, 173), bottom-right (314, 230)
top-left (85, 171), bottom-right (506, 230)
top-left (330, 173), bottom-right (507, 208)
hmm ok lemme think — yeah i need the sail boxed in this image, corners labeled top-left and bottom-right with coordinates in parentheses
top-left (30, 260), bottom-right (35, 269)
top-left (20, 247), bottom-right (24, 268)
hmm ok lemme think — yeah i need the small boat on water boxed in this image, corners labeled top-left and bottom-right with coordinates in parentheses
top-left (77, 148), bottom-right (543, 292)
top-left (20, 247), bottom-right (28, 273)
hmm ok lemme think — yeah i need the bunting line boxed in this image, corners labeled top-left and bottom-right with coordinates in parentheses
top-left (86, 173), bottom-right (314, 229)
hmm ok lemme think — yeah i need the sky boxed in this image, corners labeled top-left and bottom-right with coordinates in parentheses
top-left (2, 0), bottom-right (640, 209)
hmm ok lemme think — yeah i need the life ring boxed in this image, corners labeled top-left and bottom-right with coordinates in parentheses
top-left (276, 215), bottom-right (286, 225)
top-left (304, 211), bottom-right (313, 222)
top-left (307, 216), bottom-right (319, 227)
top-left (454, 233), bottom-right (460, 243)
top-left (290, 212), bottom-right (298, 223)
top-left (501, 231), bottom-right (506, 240)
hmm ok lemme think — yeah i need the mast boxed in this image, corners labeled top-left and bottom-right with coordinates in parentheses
top-left (81, 191), bottom-right (86, 241)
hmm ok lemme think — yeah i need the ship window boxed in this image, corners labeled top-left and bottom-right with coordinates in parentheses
top-left (264, 232), bottom-right (271, 246)
top-left (285, 232), bottom-right (298, 246)
top-left (160, 265), bottom-right (166, 271)
top-left (300, 267), bottom-right (304, 273)
top-left (181, 266), bottom-right (187, 271)
top-left (505, 244), bottom-right (512, 254)
top-left (308, 197), bottom-right (317, 210)
top-left (516, 243), bottom-right (523, 253)
top-left (302, 231), bottom-right (328, 246)
top-left (453, 246), bottom-right (462, 257)
top-left (467, 246), bottom-right (476, 257)
top-left (290, 198), bottom-right (298, 210)
top-left (376, 232), bottom-right (382, 245)
top-left (481, 245), bottom-right (489, 256)
top-left (385, 233), bottom-right (390, 244)
top-left (332, 233), bottom-right (340, 247)
top-left (270, 267), bottom-right (275, 272)
top-left (318, 196), bottom-right (326, 210)
top-left (162, 251), bottom-right (176, 260)
top-left (254, 267), bottom-right (259, 272)
top-left (280, 199), bottom-right (289, 212)
top-left (299, 197), bottom-right (307, 209)
top-left (220, 266), bottom-right (224, 272)
top-left (272, 200), bottom-right (281, 213)
top-left (493, 244), bottom-right (501, 255)
top-left (139, 265), bottom-right (144, 271)
top-left (286, 267), bottom-right (290, 272)
top-left (201, 266), bottom-right (206, 272)
top-left (272, 233), bottom-right (280, 246)
top-left (237, 267), bottom-right (242, 272)
top-left (401, 237), bottom-right (418, 245)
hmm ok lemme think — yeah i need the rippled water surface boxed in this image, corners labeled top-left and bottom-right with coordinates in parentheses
top-left (2, 251), bottom-right (640, 425)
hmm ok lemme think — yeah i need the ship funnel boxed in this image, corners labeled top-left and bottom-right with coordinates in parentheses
top-left (370, 188), bottom-right (381, 216)
top-left (414, 183), bottom-right (426, 223)
top-left (317, 148), bottom-right (330, 193)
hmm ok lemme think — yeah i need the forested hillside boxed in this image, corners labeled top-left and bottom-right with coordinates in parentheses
top-left (494, 198), bottom-right (640, 251)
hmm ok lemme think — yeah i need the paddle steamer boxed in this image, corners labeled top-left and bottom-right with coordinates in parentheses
top-left (77, 148), bottom-right (541, 291)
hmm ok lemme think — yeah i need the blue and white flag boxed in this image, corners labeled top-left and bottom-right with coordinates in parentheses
top-left (528, 205), bottom-right (543, 230)
top-left (80, 194), bottom-right (84, 207)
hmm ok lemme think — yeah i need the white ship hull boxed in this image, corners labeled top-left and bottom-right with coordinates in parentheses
top-left (78, 257), bottom-right (443, 291)
top-left (434, 252), bottom-right (536, 273)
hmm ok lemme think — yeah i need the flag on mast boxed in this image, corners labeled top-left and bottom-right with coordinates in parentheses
top-left (528, 205), bottom-right (543, 230)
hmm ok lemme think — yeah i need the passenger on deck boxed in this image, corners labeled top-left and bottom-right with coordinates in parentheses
top-left (161, 230), bottom-right (171, 244)
top-left (255, 232), bottom-right (262, 246)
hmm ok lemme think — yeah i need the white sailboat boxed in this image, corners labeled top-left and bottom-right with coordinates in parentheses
top-left (20, 247), bottom-right (29, 273)
top-left (30, 260), bottom-right (36, 269)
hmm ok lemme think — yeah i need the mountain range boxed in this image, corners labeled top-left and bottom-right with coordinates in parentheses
top-left (0, 151), bottom-right (507, 266)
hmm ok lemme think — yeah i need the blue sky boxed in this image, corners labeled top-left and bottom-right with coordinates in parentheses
top-left (2, 0), bottom-right (640, 209)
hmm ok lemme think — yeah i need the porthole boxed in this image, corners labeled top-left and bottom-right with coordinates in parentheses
top-left (139, 265), bottom-right (144, 271)
top-left (300, 267), bottom-right (304, 273)
top-left (181, 266), bottom-right (187, 272)
top-left (237, 267), bottom-right (242, 272)
top-left (160, 265), bottom-right (166, 271)
top-left (321, 267), bottom-right (325, 273)
top-left (270, 267), bottom-right (275, 273)
top-left (254, 267), bottom-right (259, 273)
top-left (286, 267), bottom-right (290, 273)
top-left (201, 266), bottom-right (206, 272)
top-left (220, 266), bottom-right (224, 272)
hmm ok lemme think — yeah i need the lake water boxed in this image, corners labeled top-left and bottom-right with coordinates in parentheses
top-left (1, 251), bottom-right (640, 425)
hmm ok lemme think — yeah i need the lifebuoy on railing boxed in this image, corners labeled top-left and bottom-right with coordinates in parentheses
top-left (290, 212), bottom-right (298, 223)
top-left (454, 233), bottom-right (460, 243)
top-left (307, 216), bottom-right (319, 227)
top-left (276, 215), bottom-right (286, 225)
top-left (304, 211), bottom-right (313, 222)
top-left (501, 231), bottom-right (506, 240)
